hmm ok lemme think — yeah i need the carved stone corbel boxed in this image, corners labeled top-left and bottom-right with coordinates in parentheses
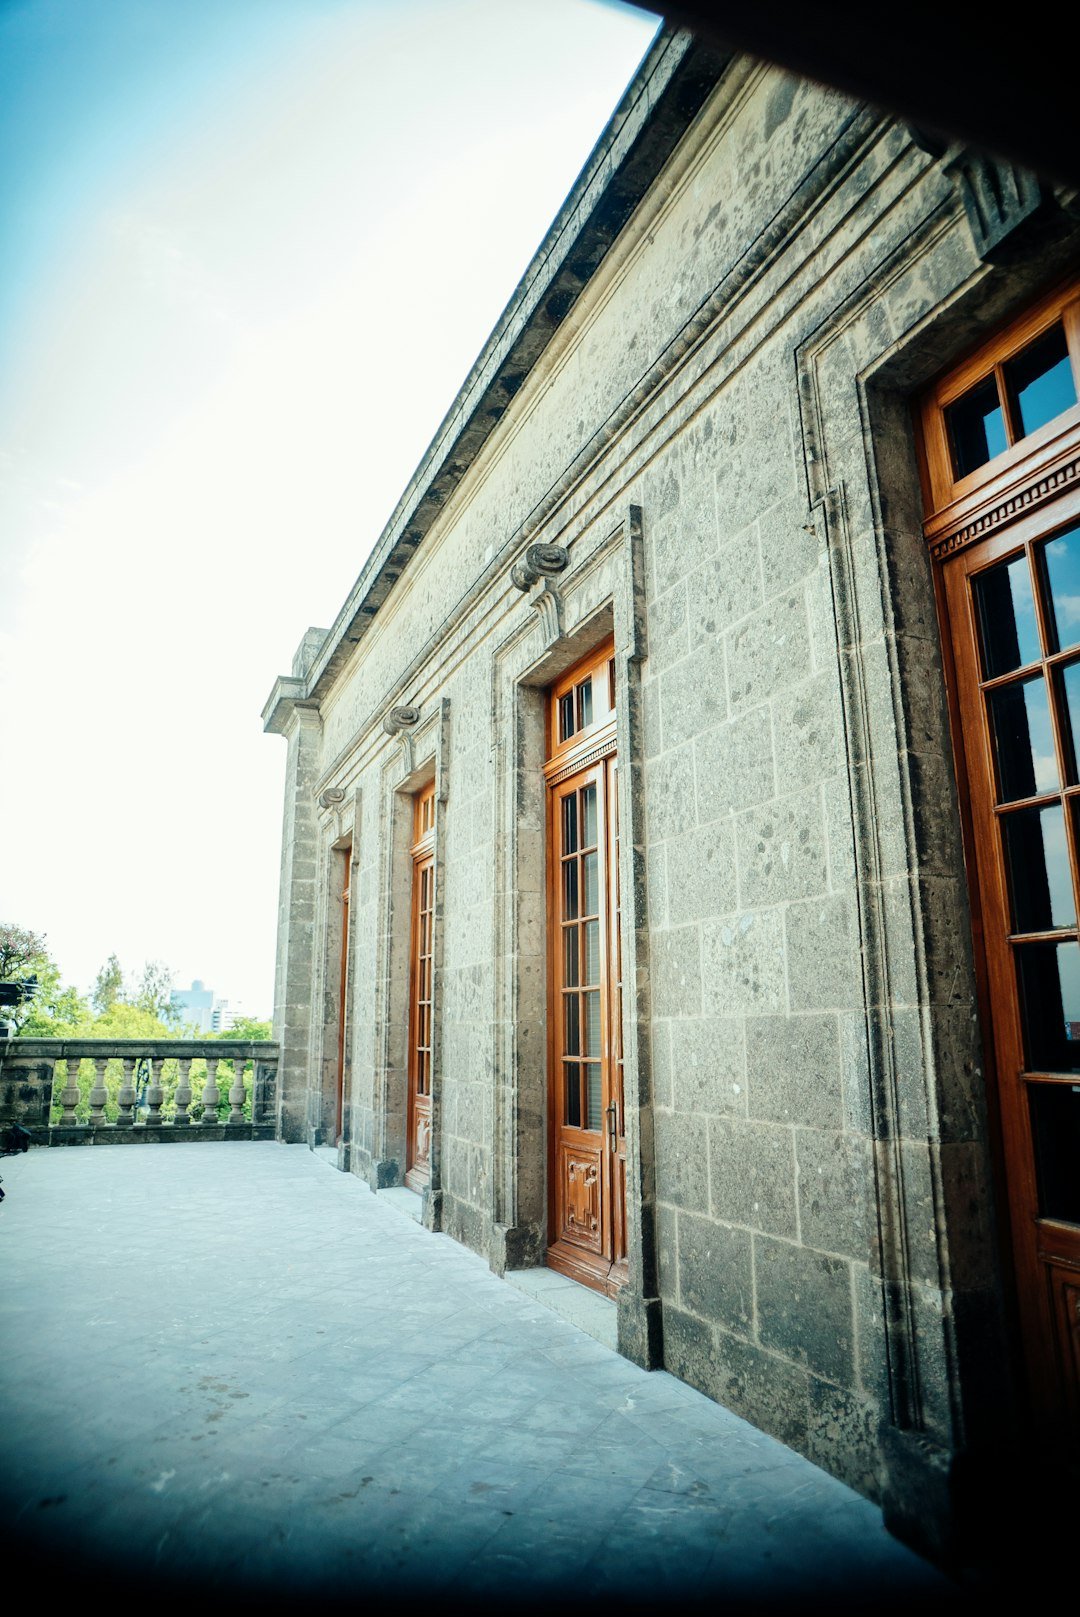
top-left (510, 542), bottom-right (569, 591)
top-left (511, 543), bottom-right (569, 650)
top-left (382, 703), bottom-right (421, 774)
top-left (318, 787), bottom-right (346, 810)
top-left (941, 148), bottom-right (1046, 262)
top-left (910, 127), bottom-right (1049, 264)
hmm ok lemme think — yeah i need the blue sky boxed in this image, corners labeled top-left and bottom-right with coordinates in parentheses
top-left (0, 0), bottom-right (659, 1012)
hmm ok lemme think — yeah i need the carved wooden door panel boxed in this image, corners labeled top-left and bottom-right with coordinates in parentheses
top-left (406, 786), bottom-right (435, 1192)
top-left (545, 643), bottom-right (627, 1296)
top-left (942, 498), bottom-right (1080, 1427)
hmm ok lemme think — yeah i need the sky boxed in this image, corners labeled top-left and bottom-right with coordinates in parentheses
top-left (0, 0), bottom-right (659, 1016)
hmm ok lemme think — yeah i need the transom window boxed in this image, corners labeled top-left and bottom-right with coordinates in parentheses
top-left (549, 644), bottom-right (616, 759)
top-left (947, 323), bottom-right (1077, 479)
top-left (921, 282), bottom-right (1080, 514)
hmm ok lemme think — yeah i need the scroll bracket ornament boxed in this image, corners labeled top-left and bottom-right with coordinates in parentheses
top-left (382, 703), bottom-right (422, 775)
top-left (908, 127), bottom-right (1053, 264)
top-left (511, 543), bottom-right (569, 650)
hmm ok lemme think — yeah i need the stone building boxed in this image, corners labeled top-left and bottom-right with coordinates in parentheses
top-left (264, 26), bottom-right (1080, 1555)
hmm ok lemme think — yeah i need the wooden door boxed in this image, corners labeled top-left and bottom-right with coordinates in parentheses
top-left (545, 644), bottom-right (628, 1296)
top-left (335, 843), bottom-right (351, 1144)
top-left (920, 279), bottom-right (1080, 1431)
top-left (941, 498), bottom-right (1080, 1427)
top-left (405, 785), bottom-right (435, 1192)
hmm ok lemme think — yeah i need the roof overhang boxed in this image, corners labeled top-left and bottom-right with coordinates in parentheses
top-left (291, 25), bottom-right (732, 710)
top-left (639, 2), bottom-right (1077, 187)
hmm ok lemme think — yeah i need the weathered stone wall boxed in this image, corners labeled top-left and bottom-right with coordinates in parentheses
top-left (270, 698), bottom-right (323, 1143)
top-left (265, 32), bottom-right (1080, 1548)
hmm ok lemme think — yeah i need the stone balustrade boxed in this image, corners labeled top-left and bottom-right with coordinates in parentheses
top-left (0, 1039), bottom-right (279, 1143)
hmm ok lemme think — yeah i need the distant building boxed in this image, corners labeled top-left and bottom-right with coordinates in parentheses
top-left (211, 1001), bottom-right (239, 1033)
top-left (170, 980), bottom-right (234, 1034)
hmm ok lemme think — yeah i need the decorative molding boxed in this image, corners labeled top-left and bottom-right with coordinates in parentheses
top-left (510, 542), bottom-right (570, 591)
top-left (544, 733), bottom-right (617, 788)
top-left (382, 704), bottom-right (421, 737)
top-left (511, 545), bottom-right (570, 650)
top-left (795, 227), bottom-right (959, 1440)
top-left (624, 504), bottom-right (647, 664)
top-left (304, 30), bottom-right (731, 705)
top-left (317, 787), bottom-right (345, 810)
top-left (310, 109), bottom-right (888, 798)
top-left (904, 123), bottom-right (948, 162)
top-left (530, 578), bottom-right (564, 650)
top-left (929, 455), bottom-right (1080, 559)
top-left (382, 703), bottom-right (421, 775)
top-left (791, 192), bottom-right (1043, 1458)
top-left (435, 697), bottom-right (451, 808)
top-left (939, 146), bottom-right (1046, 263)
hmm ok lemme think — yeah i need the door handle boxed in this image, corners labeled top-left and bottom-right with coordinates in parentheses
top-left (606, 1100), bottom-right (617, 1150)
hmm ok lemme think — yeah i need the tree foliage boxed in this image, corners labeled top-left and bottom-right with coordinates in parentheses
top-left (1, 923), bottom-right (84, 1033)
top-left (212, 1015), bottom-right (272, 1042)
top-left (0, 923), bottom-right (47, 981)
top-left (91, 954), bottom-right (124, 1015)
top-left (7, 930), bottom-right (186, 1040)
top-left (134, 959), bottom-right (179, 1025)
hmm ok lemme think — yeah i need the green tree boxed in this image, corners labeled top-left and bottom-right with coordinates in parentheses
top-left (86, 1001), bottom-right (175, 1040)
top-left (91, 953), bottom-right (124, 1015)
top-left (213, 1015), bottom-right (272, 1042)
top-left (1, 922), bottom-right (87, 1033)
top-left (0, 922), bottom-right (46, 981)
top-left (134, 959), bottom-right (179, 1025)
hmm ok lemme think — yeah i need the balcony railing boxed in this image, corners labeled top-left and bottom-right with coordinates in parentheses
top-left (0, 1038), bottom-right (279, 1142)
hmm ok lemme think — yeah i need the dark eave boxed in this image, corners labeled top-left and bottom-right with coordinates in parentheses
top-left (638, 2), bottom-right (1079, 188)
top-left (302, 24), bottom-right (731, 707)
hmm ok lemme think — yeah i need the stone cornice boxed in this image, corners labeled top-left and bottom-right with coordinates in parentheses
top-left (297, 26), bottom-right (732, 707)
top-left (261, 675), bottom-right (320, 736)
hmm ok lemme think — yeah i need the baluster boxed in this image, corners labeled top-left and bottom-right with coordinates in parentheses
top-left (227, 1056), bottom-right (247, 1127)
top-left (58, 1056), bottom-right (81, 1126)
top-left (88, 1057), bottom-right (109, 1125)
top-left (200, 1057), bottom-right (221, 1125)
top-left (145, 1058), bottom-right (164, 1124)
top-left (115, 1058), bottom-right (136, 1127)
top-left (174, 1058), bottom-right (193, 1127)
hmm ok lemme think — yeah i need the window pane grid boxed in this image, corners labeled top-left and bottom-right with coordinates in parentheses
top-left (944, 321), bottom-right (1078, 482)
top-left (411, 853), bottom-right (434, 1100)
top-left (555, 774), bottom-right (610, 1134)
top-left (972, 531), bottom-right (1080, 1082)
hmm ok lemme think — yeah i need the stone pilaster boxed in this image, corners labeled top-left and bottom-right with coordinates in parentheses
top-left (263, 635), bottom-right (327, 1144)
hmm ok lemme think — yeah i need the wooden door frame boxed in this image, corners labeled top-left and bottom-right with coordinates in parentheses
top-left (917, 277), bottom-right (1080, 1429)
top-left (489, 506), bottom-right (662, 1363)
top-left (334, 839), bottom-right (352, 1145)
top-left (405, 783), bottom-right (436, 1192)
top-left (543, 638), bottom-right (628, 1296)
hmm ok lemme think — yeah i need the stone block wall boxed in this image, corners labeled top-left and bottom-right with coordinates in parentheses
top-left (265, 31), bottom-right (1080, 1542)
top-left (634, 366), bottom-right (878, 1484)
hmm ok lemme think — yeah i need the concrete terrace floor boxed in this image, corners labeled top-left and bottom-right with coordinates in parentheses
top-left (0, 1142), bottom-right (956, 1611)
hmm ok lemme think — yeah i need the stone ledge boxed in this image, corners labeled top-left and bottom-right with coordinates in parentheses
top-left (25, 1123), bottom-right (277, 1147)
